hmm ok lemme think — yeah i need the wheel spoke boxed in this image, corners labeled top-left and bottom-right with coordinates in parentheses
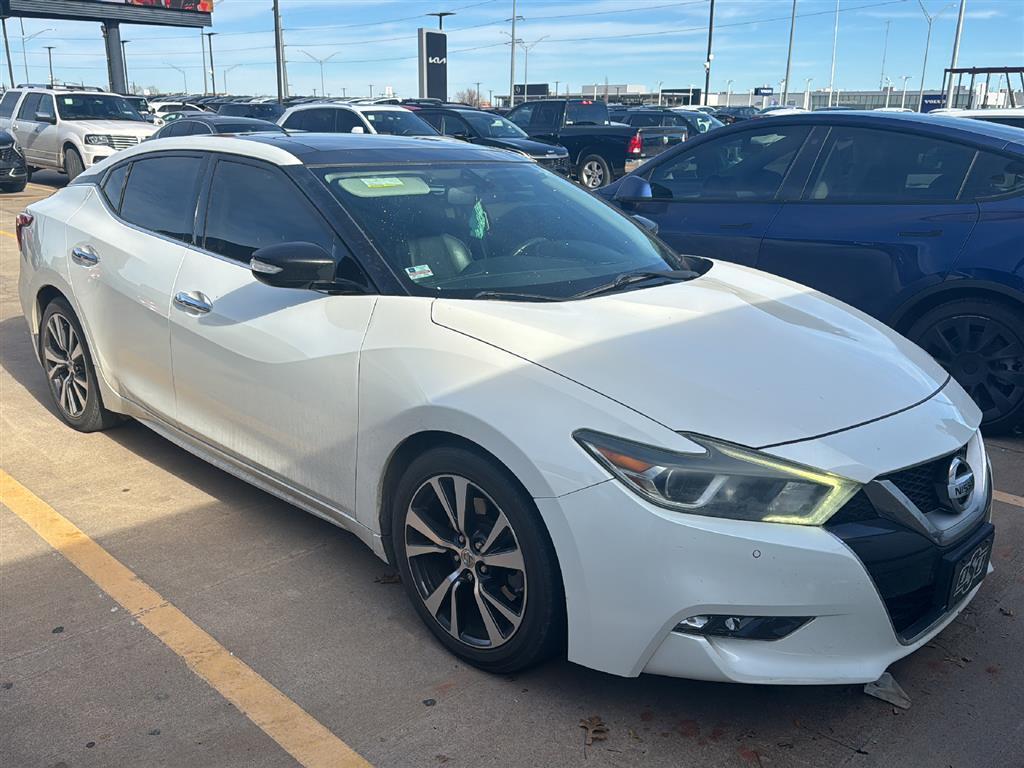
top-left (43, 346), bottom-right (64, 365)
top-left (406, 507), bottom-right (455, 550)
top-left (430, 477), bottom-right (461, 535)
top-left (481, 547), bottom-right (525, 572)
top-left (448, 580), bottom-right (461, 640)
top-left (68, 333), bottom-right (83, 361)
top-left (405, 541), bottom-right (450, 558)
top-left (473, 582), bottom-right (504, 646)
top-left (923, 326), bottom-right (957, 361)
top-left (451, 476), bottom-right (469, 537)
top-left (480, 510), bottom-right (511, 555)
top-left (58, 377), bottom-right (72, 413)
top-left (71, 378), bottom-right (89, 410)
top-left (480, 584), bottom-right (523, 626)
top-left (423, 569), bottom-right (460, 618)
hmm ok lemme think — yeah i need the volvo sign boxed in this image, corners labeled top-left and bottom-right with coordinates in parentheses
top-left (418, 28), bottom-right (447, 100)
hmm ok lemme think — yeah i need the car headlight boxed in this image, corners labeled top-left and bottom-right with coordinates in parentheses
top-left (575, 430), bottom-right (860, 525)
top-left (11, 142), bottom-right (23, 155)
top-left (84, 134), bottom-right (112, 146)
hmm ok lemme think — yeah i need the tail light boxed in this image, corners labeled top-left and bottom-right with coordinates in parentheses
top-left (15, 212), bottom-right (33, 251)
top-left (627, 132), bottom-right (643, 156)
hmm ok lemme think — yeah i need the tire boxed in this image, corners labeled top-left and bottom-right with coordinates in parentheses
top-left (0, 181), bottom-right (26, 193)
top-left (25, 166), bottom-right (34, 182)
top-left (907, 297), bottom-right (1024, 434)
top-left (39, 297), bottom-right (121, 432)
top-left (577, 153), bottom-right (611, 190)
top-left (391, 445), bottom-right (565, 674)
top-left (64, 147), bottom-right (85, 181)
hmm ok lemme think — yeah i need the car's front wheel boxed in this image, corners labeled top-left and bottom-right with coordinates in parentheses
top-left (40, 298), bottom-right (121, 432)
top-left (391, 445), bottom-right (565, 673)
top-left (908, 296), bottom-right (1024, 433)
top-left (577, 154), bottom-right (610, 190)
top-left (64, 147), bottom-right (85, 180)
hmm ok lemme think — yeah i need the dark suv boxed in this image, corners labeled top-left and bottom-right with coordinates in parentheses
top-left (0, 128), bottom-right (28, 192)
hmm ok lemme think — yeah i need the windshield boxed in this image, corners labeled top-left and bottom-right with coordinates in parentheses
top-left (460, 111), bottom-right (528, 139)
top-left (56, 94), bottom-right (145, 122)
top-left (218, 103), bottom-right (285, 120)
top-left (124, 96), bottom-right (150, 113)
top-left (363, 109), bottom-right (437, 136)
top-left (315, 161), bottom-right (705, 299)
top-left (687, 112), bottom-right (724, 133)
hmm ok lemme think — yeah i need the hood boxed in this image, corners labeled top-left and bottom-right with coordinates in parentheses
top-left (75, 120), bottom-right (157, 137)
top-left (431, 261), bottom-right (952, 449)
top-left (476, 136), bottom-right (568, 157)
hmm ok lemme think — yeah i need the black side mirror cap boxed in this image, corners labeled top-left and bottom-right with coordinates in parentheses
top-left (613, 175), bottom-right (653, 202)
top-left (250, 241), bottom-right (366, 294)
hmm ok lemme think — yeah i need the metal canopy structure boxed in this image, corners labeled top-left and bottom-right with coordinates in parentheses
top-left (941, 66), bottom-right (1024, 109)
top-left (1, 1), bottom-right (211, 95)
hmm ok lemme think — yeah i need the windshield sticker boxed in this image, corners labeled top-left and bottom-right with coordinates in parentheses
top-left (406, 264), bottom-right (434, 281)
top-left (63, 98), bottom-right (74, 105)
top-left (360, 177), bottom-right (406, 189)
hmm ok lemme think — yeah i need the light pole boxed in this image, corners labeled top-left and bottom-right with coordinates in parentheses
top-left (44, 45), bottom-right (55, 86)
top-left (17, 26), bottom-right (53, 83)
top-left (501, 31), bottom-right (523, 102)
top-left (803, 77), bottom-right (813, 110)
top-left (884, 76), bottom-right (893, 107)
top-left (204, 32), bottom-right (219, 95)
top-left (368, 83), bottom-right (374, 98)
top-left (427, 11), bottom-right (455, 29)
top-left (782, 0), bottom-right (797, 106)
top-left (518, 35), bottom-right (548, 102)
top-left (879, 19), bottom-right (890, 89)
top-left (120, 39), bottom-right (130, 93)
top-left (300, 50), bottom-right (339, 100)
top-left (166, 61), bottom-right (188, 93)
top-left (657, 80), bottom-right (664, 106)
top-left (703, 0), bottom-right (715, 106)
top-left (200, 29), bottom-right (208, 95)
top-left (915, 0), bottom-right (954, 112)
top-left (945, 0), bottom-right (967, 107)
top-left (507, 3), bottom-right (522, 107)
top-left (222, 64), bottom-right (240, 94)
top-left (474, 81), bottom-right (481, 106)
top-left (828, 0), bottom-right (839, 106)
top-left (725, 78), bottom-right (733, 106)
top-left (901, 74), bottom-right (913, 108)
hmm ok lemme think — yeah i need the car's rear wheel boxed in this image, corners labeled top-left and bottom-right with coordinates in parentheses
top-left (64, 147), bottom-right (85, 180)
top-left (908, 297), bottom-right (1024, 433)
top-left (40, 298), bottom-right (121, 432)
top-left (391, 446), bottom-right (564, 674)
top-left (577, 154), bottom-right (610, 190)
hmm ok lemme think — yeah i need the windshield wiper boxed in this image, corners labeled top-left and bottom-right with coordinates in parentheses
top-left (473, 290), bottom-right (561, 302)
top-left (570, 269), bottom-right (700, 300)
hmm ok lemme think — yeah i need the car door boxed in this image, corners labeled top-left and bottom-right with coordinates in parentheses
top-left (758, 125), bottom-right (980, 321)
top-left (65, 153), bottom-right (206, 418)
top-left (621, 123), bottom-right (813, 266)
top-left (0, 90), bottom-right (23, 131)
top-left (32, 95), bottom-right (60, 167)
top-left (169, 156), bottom-right (376, 517)
top-left (13, 93), bottom-right (42, 164)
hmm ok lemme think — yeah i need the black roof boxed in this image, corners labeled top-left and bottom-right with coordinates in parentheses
top-left (242, 133), bottom-right (531, 165)
top-left (175, 114), bottom-right (279, 127)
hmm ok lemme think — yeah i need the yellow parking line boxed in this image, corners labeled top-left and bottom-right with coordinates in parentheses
top-left (994, 489), bottom-right (1024, 509)
top-left (0, 469), bottom-right (372, 768)
top-left (0, 229), bottom-right (16, 240)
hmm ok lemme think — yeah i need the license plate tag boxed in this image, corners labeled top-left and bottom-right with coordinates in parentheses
top-left (948, 534), bottom-right (993, 606)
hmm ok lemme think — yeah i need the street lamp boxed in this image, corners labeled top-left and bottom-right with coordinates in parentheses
top-left (368, 83), bottom-right (374, 98)
top-left (506, 3), bottom-right (524, 107)
top-left (300, 50), bottom-right (340, 101)
top-left (222, 64), bottom-right (240, 94)
top-left (803, 76), bottom-right (813, 110)
top-left (120, 39), bottom-right (130, 93)
top-left (518, 35), bottom-right (549, 102)
top-left (725, 78), bottom-right (733, 106)
top-left (43, 45), bottom-right (55, 86)
top-left (901, 74), bottom-right (913, 108)
top-left (16, 26), bottom-right (54, 83)
top-left (884, 76), bottom-right (893, 107)
top-left (166, 61), bottom-right (188, 93)
top-left (204, 32), bottom-right (219, 95)
top-left (657, 80), bottom-right (664, 106)
top-left (427, 11), bottom-right (455, 30)
top-left (915, 0), bottom-right (954, 112)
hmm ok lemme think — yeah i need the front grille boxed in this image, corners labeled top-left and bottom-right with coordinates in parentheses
top-left (109, 135), bottom-right (141, 150)
top-left (880, 448), bottom-right (966, 514)
top-left (0, 146), bottom-right (19, 163)
top-left (536, 155), bottom-right (570, 175)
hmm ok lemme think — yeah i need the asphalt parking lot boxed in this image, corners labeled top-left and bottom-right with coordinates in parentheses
top-left (2, 174), bottom-right (1023, 768)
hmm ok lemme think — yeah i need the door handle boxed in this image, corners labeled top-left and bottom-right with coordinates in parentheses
top-left (898, 229), bottom-right (943, 238)
top-left (719, 222), bottom-right (753, 230)
top-left (173, 291), bottom-right (213, 315)
top-left (70, 246), bottom-right (99, 266)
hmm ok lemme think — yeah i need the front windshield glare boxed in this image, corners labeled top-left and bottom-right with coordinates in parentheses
top-left (461, 112), bottom-right (528, 139)
top-left (315, 161), bottom-right (704, 299)
top-left (57, 94), bottom-right (144, 122)
top-left (363, 110), bottom-right (437, 136)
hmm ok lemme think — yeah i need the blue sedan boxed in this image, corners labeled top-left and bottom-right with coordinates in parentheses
top-left (599, 111), bottom-right (1024, 432)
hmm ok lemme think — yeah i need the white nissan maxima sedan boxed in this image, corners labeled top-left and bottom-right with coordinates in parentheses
top-left (17, 133), bottom-right (994, 684)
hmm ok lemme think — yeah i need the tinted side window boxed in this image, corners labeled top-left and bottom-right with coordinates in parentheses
top-left (961, 151), bottom-right (1024, 200)
top-left (975, 116), bottom-right (1024, 129)
top-left (417, 111), bottom-right (443, 131)
top-left (443, 115), bottom-right (471, 136)
top-left (203, 160), bottom-right (334, 263)
top-left (120, 156), bottom-right (204, 243)
top-left (531, 102), bottom-right (561, 131)
top-left (0, 91), bottom-right (21, 118)
top-left (17, 93), bottom-right (41, 120)
top-left (807, 127), bottom-right (975, 203)
top-left (288, 108), bottom-right (335, 132)
top-left (507, 103), bottom-right (533, 129)
top-left (160, 120), bottom-right (190, 137)
top-left (101, 164), bottom-right (129, 211)
top-left (648, 126), bottom-right (810, 201)
top-left (334, 110), bottom-right (364, 132)
top-left (629, 114), bottom-right (661, 128)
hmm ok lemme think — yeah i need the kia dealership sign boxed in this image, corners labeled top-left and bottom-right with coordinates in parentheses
top-left (418, 29), bottom-right (448, 100)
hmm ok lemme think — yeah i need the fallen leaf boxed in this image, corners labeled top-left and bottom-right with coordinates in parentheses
top-left (999, 607), bottom-right (1014, 617)
top-left (580, 716), bottom-right (609, 746)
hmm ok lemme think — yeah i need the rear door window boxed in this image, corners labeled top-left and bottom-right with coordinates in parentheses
top-left (507, 103), bottom-right (534, 129)
top-left (806, 127), bottom-right (975, 203)
top-left (565, 100), bottom-right (607, 126)
top-left (289, 108), bottom-right (335, 132)
top-left (0, 90), bottom-right (22, 118)
top-left (119, 155), bottom-right (205, 243)
top-left (629, 113), bottom-right (662, 128)
top-left (648, 125), bottom-right (810, 200)
top-left (961, 151), bottom-right (1024, 200)
top-left (530, 102), bottom-right (562, 132)
top-left (334, 109), bottom-right (364, 132)
top-left (17, 93), bottom-right (42, 121)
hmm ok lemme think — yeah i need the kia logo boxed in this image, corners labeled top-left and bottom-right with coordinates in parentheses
top-left (945, 456), bottom-right (975, 512)
top-left (428, 57), bottom-right (447, 65)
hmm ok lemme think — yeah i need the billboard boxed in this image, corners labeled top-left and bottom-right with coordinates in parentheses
top-left (513, 84), bottom-right (550, 98)
top-left (417, 29), bottom-right (447, 100)
top-left (1, 0), bottom-right (212, 26)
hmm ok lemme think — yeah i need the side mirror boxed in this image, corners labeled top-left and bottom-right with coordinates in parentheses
top-left (250, 242), bottom-right (365, 294)
top-left (632, 215), bottom-right (659, 235)
top-left (35, 111), bottom-right (56, 125)
top-left (450, 132), bottom-right (470, 141)
top-left (613, 175), bottom-right (653, 202)
top-left (350, 126), bottom-right (365, 134)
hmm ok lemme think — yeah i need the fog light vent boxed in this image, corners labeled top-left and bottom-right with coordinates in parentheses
top-left (673, 615), bottom-right (812, 641)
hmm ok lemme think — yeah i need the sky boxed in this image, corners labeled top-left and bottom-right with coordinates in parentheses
top-left (4, 0), bottom-right (1022, 99)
